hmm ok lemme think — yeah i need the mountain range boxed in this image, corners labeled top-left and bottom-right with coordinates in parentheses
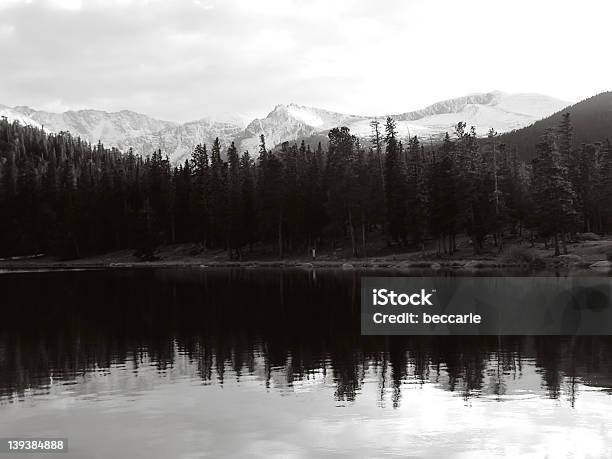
top-left (0, 91), bottom-right (569, 163)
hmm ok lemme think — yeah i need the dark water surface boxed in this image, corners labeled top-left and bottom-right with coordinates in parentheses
top-left (1, 268), bottom-right (612, 458)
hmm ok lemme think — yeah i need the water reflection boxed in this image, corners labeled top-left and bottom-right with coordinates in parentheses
top-left (1, 268), bottom-right (611, 407)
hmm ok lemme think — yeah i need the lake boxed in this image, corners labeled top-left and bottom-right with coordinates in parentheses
top-left (1, 268), bottom-right (612, 458)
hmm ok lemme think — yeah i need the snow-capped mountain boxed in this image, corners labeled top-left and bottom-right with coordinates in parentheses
top-left (236, 91), bottom-right (568, 154)
top-left (235, 104), bottom-right (367, 154)
top-left (0, 105), bottom-right (47, 130)
top-left (0, 91), bottom-right (569, 163)
top-left (0, 104), bottom-right (177, 145)
top-left (384, 91), bottom-right (569, 139)
top-left (0, 104), bottom-right (243, 162)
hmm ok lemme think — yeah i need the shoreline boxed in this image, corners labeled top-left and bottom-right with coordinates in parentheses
top-left (0, 256), bottom-right (608, 272)
top-left (1, 240), bottom-right (611, 272)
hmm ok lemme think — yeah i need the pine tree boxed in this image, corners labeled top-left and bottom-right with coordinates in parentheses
top-left (209, 137), bottom-right (228, 249)
top-left (406, 136), bottom-right (428, 248)
top-left (530, 131), bottom-right (579, 255)
top-left (498, 145), bottom-right (529, 236)
top-left (573, 143), bottom-right (599, 232)
top-left (226, 142), bottom-right (242, 258)
top-left (190, 143), bottom-right (210, 248)
top-left (428, 132), bottom-right (460, 254)
top-left (256, 135), bottom-right (284, 257)
top-left (558, 112), bottom-right (574, 170)
top-left (173, 160), bottom-right (192, 242)
top-left (326, 127), bottom-right (361, 256)
top-left (302, 142), bottom-right (327, 254)
top-left (239, 151), bottom-right (256, 251)
top-left (279, 142), bottom-right (300, 254)
top-left (57, 158), bottom-right (79, 258)
top-left (383, 117), bottom-right (408, 244)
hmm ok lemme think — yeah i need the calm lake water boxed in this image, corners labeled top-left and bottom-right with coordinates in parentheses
top-left (1, 268), bottom-right (612, 458)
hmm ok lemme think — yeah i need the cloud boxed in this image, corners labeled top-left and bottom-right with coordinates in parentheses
top-left (0, 0), bottom-right (610, 121)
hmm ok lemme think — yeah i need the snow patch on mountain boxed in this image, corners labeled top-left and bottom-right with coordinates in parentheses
top-left (492, 93), bottom-right (569, 118)
top-left (286, 104), bottom-right (325, 127)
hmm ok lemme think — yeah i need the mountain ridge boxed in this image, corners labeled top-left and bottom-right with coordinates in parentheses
top-left (0, 91), bottom-right (569, 162)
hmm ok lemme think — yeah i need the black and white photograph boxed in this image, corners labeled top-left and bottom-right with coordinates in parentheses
top-left (1, 0), bottom-right (612, 457)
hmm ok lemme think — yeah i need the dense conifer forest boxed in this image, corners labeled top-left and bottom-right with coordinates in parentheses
top-left (0, 112), bottom-right (611, 260)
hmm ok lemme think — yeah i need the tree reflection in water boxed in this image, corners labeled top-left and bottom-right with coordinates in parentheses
top-left (1, 268), bottom-right (611, 407)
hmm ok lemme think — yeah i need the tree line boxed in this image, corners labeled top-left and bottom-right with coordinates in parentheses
top-left (0, 113), bottom-right (611, 259)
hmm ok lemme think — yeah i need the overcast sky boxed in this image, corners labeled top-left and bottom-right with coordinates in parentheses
top-left (0, 0), bottom-right (610, 122)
